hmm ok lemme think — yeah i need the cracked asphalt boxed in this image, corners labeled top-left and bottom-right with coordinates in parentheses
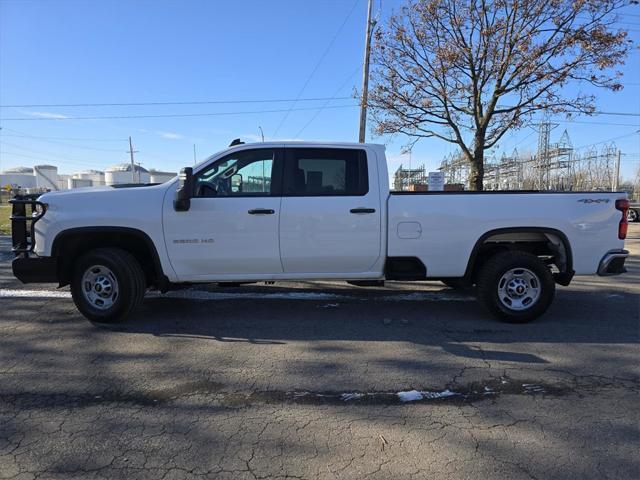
top-left (1, 225), bottom-right (638, 479)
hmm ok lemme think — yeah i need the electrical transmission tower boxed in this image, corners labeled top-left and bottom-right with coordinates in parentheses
top-left (535, 117), bottom-right (558, 189)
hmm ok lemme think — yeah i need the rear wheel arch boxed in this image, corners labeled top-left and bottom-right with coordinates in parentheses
top-left (463, 227), bottom-right (573, 285)
top-left (51, 227), bottom-right (166, 288)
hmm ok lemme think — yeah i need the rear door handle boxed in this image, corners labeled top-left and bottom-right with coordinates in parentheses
top-left (350, 208), bottom-right (376, 214)
top-left (248, 208), bottom-right (275, 215)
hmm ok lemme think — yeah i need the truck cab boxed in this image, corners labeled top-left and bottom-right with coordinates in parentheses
top-left (163, 143), bottom-right (387, 281)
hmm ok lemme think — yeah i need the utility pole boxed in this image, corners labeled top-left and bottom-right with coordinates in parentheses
top-left (127, 136), bottom-right (139, 183)
top-left (193, 144), bottom-right (197, 165)
top-left (358, 0), bottom-right (374, 143)
top-left (613, 149), bottom-right (621, 191)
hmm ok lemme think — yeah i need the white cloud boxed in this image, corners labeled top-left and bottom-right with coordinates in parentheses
top-left (136, 128), bottom-right (184, 140)
top-left (159, 131), bottom-right (184, 140)
top-left (22, 110), bottom-right (70, 119)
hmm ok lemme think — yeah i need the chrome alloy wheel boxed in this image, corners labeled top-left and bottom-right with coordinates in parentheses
top-left (497, 268), bottom-right (541, 311)
top-left (81, 265), bottom-right (119, 310)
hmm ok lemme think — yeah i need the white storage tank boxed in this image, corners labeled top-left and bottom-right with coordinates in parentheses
top-left (149, 169), bottom-right (176, 184)
top-left (57, 174), bottom-right (71, 190)
top-left (68, 178), bottom-right (92, 189)
top-left (33, 164), bottom-right (59, 191)
top-left (0, 167), bottom-right (37, 189)
top-left (105, 163), bottom-right (150, 185)
top-left (73, 169), bottom-right (105, 186)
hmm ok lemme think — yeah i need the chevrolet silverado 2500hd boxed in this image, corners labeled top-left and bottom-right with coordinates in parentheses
top-left (10, 141), bottom-right (630, 324)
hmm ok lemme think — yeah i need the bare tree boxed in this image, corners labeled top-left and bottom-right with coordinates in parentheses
top-left (369, 0), bottom-right (633, 190)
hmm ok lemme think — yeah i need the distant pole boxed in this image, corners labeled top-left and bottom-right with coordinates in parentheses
top-left (127, 136), bottom-right (139, 183)
top-left (258, 126), bottom-right (265, 142)
top-left (613, 149), bottom-right (621, 191)
top-left (358, 0), bottom-right (374, 143)
top-left (193, 144), bottom-right (197, 165)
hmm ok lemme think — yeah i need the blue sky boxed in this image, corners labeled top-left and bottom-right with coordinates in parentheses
top-left (1, 0), bottom-right (639, 180)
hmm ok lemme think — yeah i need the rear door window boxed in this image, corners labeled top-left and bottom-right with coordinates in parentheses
top-left (283, 148), bottom-right (368, 196)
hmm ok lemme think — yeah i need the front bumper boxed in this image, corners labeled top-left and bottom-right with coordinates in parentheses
top-left (12, 255), bottom-right (60, 283)
top-left (597, 249), bottom-right (628, 276)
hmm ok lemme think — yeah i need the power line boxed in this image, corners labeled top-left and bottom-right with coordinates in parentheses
top-left (573, 129), bottom-right (640, 150)
top-left (272, 0), bottom-right (361, 137)
top-left (0, 104), bottom-right (359, 121)
top-left (0, 134), bottom-right (125, 152)
top-left (0, 96), bottom-right (353, 108)
top-left (0, 140), bottom-right (115, 166)
top-left (294, 64), bottom-right (363, 139)
top-left (0, 128), bottom-right (128, 142)
top-left (587, 111), bottom-right (640, 117)
top-left (542, 118), bottom-right (640, 127)
top-left (496, 107), bottom-right (640, 117)
top-left (0, 150), bottom-right (108, 169)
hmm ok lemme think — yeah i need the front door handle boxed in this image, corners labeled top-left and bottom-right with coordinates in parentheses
top-left (350, 208), bottom-right (376, 214)
top-left (248, 208), bottom-right (275, 215)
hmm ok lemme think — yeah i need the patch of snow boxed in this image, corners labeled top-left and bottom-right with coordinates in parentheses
top-left (341, 393), bottom-right (363, 401)
top-left (397, 390), bottom-right (424, 402)
top-left (0, 289), bottom-right (71, 298)
top-left (158, 290), bottom-right (349, 301)
top-left (422, 389), bottom-right (457, 399)
top-left (319, 303), bottom-right (340, 308)
top-left (397, 389), bottom-right (458, 402)
top-left (0, 287), bottom-right (474, 303)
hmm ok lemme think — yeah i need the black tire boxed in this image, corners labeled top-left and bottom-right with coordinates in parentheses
top-left (71, 248), bottom-right (146, 323)
top-left (628, 208), bottom-right (638, 223)
top-left (441, 278), bottom-right (470, 289)
top-left (476, 251), bottom-right (555, 323)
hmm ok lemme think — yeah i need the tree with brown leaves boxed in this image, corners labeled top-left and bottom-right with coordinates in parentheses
top-left (369, 0), bottom-right (634, 190)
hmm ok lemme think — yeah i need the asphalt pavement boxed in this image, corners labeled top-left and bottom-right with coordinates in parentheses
top-left (0, 226), bottom-right (638, 479)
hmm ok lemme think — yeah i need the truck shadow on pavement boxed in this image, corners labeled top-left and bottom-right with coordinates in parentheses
top-left (103, 281), bottom-right (638, 348)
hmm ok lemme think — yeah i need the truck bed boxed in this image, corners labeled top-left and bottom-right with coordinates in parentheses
top-left (387, 191), bottom-right (625, 276)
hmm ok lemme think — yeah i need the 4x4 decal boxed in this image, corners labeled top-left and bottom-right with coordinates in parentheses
top-left (577, 198), bottom-right (610, 204)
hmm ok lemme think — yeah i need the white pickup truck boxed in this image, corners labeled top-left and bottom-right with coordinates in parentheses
top-left (10, 141), bottom-right (630, 324)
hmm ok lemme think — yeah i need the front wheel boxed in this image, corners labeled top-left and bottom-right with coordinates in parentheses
top-left (71, 248), bottom-right (146, 323)
top-left (476, 251), bottom-right (555, 323)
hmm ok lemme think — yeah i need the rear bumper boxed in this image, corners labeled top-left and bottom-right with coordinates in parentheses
top-left (12, 255), bottom-right (59, 283)
top-left (597, 249), bottom-right (628, 276)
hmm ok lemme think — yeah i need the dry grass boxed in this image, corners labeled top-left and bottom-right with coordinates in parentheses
top-left (0, 205), bottom-right (11, 235)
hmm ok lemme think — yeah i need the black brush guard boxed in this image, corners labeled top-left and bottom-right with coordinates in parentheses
top-left (9, 194), bottom-right (47, 256)
top-left (9, 194), bottom-right (59, 283)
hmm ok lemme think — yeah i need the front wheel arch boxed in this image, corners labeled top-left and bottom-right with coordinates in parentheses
top-left (52, 227), bottom-right (166, 288)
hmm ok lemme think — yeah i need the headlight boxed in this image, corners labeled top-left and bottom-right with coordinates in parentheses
top-left (33, 203), bottom-right (48, 216)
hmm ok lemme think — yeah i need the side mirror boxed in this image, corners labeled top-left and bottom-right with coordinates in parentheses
top-left (231, 173), bottom-right (243, 193)
top-left (174, 167), bottom-right (193, 211)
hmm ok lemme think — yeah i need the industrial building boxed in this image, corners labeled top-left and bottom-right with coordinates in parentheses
top-left (0, 163), bottom-right (176, 193)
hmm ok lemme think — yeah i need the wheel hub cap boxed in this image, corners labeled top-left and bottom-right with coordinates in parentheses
top-left (498, 268), bottom-right (541, 311)
top-left (81, 265), bottom-right (119, 310)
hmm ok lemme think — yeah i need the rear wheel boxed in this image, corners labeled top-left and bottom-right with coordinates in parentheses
top-left (71, 248), bottom-right (145, 323)
top-left (476, 251), bottom-right (555, 323)
top-left (628, 208), bottom-right (638, 223)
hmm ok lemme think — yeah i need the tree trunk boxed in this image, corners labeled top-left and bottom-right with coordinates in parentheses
top-left (467, 138), bottom-right (485, 191)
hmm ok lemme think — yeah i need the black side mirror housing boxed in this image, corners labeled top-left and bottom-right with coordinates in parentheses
top-left (174, 167), bottom-right (193, 211)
